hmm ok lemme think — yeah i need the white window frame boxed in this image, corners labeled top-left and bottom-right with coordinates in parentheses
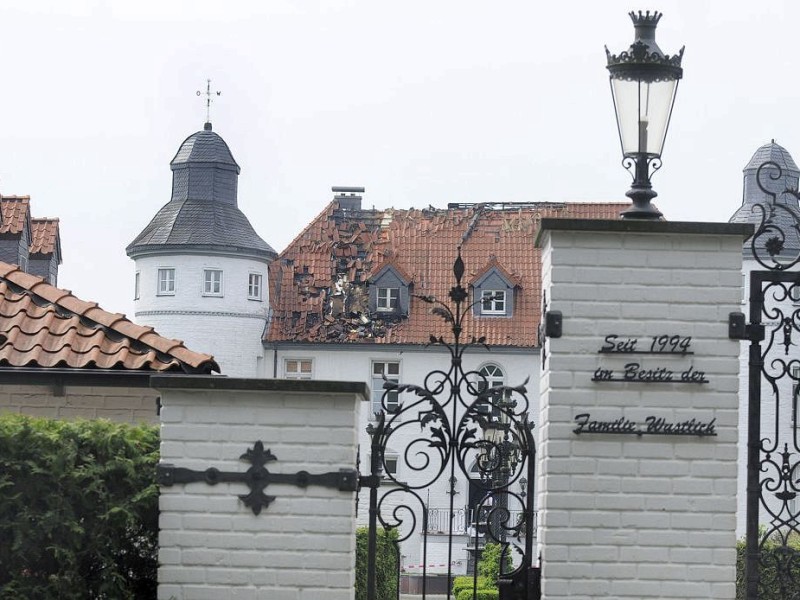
top-left (377, 287), bottom-right (400, 312)
top-left (203, 269), bottom-right (223, 296)
top-left (157, 268), bottom-right (176, 296)
top-left (372, 361), bottom-right (400, 415)
top-left (285, 358), bottom-right (313, 379)
top-left (481, 290), bottom-right (506, 315)
top-left (248, 273), bottom-right (263, 301)
top-left (368, 451), bottom-right (399, 480)
top-left (477, 363), bottom-right (505, 419)
top-left (134, 272), bottom-right (140, 300)
top-left (478, 364), bottom-right (505, 392)
top-left (790, 282), bottom-right (800, 303)
top-left (383, 453), bottom-right (399, 479)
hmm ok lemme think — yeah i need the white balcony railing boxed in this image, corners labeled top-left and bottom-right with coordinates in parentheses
top-left (424, 507), bottom-right (535, 537)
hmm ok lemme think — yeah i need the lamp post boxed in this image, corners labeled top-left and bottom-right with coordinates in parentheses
top-left (606, 11), bottom-right (684, 219)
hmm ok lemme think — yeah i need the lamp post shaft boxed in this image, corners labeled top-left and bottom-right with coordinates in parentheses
top-left (623, 155), bottom-right (662, 219)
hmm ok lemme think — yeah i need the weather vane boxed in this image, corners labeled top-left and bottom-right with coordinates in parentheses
top-left (196, 79), bottom-right (221, 125)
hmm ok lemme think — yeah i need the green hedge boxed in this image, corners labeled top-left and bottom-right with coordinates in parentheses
top-left (452, 575), bottom-right (490, 596)
top-left (456, 589), bottom-right (499, 600)
top-left (736, 536), bottom-right (800, 599)
top-left (355, 526), bottom-right (398, 600)
top-left (0, 415), bottom-right (159, 600)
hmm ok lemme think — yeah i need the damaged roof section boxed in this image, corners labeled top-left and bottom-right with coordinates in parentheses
top-left (267, 197), bottom-right (629, 347)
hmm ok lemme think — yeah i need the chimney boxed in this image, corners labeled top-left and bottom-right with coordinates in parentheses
top-left (332, 186), bottom-right (364, 211)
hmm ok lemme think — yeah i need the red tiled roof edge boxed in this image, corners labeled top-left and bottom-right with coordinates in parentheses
top-left (0, 261), bottom-right (219, 373)
top-left (469, 255), bottom-right (522, 288)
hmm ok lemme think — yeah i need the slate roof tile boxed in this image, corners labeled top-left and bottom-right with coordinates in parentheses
top-left (0, 262), bottom-right (218, 372)
top-left (267, 201), bottom-right (629, 347)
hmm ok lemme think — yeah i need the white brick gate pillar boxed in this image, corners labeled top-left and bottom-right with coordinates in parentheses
top-left (536, 219), bottom-right (751, 600)
top-left (153, 376), bottom-right (367, 600)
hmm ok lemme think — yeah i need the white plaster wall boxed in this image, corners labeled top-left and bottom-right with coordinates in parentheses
top-left (538, 227), bottom-right (743, 600)
top-left (265, 345), bottom-right (539, 572)
top-left (133, 253), bottom-right (269, 377)
top-left (156, 382), bottom-right (363, 600)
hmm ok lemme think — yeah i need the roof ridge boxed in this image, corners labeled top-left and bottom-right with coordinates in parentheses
top-left (275, 200), bottom-right (343, 260)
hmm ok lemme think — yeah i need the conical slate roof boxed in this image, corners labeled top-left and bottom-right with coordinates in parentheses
top-left (170, 126), bottom-right (240, 172)
top-left (127, 123), bottom-right (276, 259)
top-left (743, 140), bottom-right (799, 173)
top-left (731, 141), bottom-right (800, 255)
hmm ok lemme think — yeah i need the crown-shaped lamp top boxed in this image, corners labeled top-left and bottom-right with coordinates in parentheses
top-left (606, 10), bottom-right (683, 82)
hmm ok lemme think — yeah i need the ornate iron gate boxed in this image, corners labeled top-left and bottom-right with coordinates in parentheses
top-left (736, 161), bottom-right (800, 599)
top-left (360, 253), bottom-right (539, 600)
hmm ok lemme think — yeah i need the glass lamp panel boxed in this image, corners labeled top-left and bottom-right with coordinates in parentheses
top-left (610, 76), bottom-right (679, 157)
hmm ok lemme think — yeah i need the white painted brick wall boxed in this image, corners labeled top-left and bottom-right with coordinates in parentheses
top-left (0, 384), bottom-right (158, 423)
top-left (134, 253), bottom-right (270, 377)
top-left (156, 382), bottom-right (364, 600)
top-left (537, 225), bottom-right (744, 600)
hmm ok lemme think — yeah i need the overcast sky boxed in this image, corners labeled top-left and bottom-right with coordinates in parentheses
top-left (0, 0), bottom-right (797, 317)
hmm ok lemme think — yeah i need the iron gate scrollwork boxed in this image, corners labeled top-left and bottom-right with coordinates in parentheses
top-left (361, 252), bottom-right (539, 600)
top-left (739, 160), bottom-right (800, 599)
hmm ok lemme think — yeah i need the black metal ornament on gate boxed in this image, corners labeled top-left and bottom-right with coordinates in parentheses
top-left (733, 160), bottom-right (800, 599)
top-left (157, 441), bottom-right (359, 515)
top-left (360, 252), bottom-right (539, 600)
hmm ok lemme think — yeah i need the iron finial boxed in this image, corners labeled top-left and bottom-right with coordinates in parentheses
top-left (453, 247), bottom-right (464, 285)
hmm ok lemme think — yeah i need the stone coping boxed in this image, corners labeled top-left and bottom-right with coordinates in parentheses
top-left (534, 218), bottom-right (754, 247)
top-left (150, 374), bottom-right (369, 398)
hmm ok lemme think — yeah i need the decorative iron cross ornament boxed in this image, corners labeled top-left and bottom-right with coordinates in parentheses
top-left (157, 441), bottom-right (359, 515)
top-left (196, 79), bottom-right (221, 124)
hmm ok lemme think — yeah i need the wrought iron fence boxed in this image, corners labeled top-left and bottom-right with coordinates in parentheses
top-left (739, 159), bottom-right (800, 599)
top-left (361, 251), bottom-right (538, 600)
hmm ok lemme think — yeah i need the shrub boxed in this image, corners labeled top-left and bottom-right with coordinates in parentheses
top-left (456, 589), bottom-right (499, 600)
top-left (736, 534), bottom-right (800, 600)
top-left (478, 543), bottom-right (505, 586)
top-left (355, 526), bottom-right (399, 600)
top-left (0, 415), bottom-right (159, 599)
top-left (452, 575), bottom-right (490, 596)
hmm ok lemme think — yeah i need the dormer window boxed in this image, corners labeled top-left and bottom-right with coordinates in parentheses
top-left (377, 287), bottom-right (400, 311)
top-left (481, 290), bottom-right (506, 315)
top-left (369, 262), bottom-right (411, 316)
top-left (472, 259), bottom-right (517, 318)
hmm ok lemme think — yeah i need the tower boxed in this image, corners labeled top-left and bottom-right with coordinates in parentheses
top-left (126, 121), bottom-right (276, 377)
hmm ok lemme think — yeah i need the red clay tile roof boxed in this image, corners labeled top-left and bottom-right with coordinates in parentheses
top-left (471, 256), bottom-right (522, 288)
top-left (30, 218), bottom-right (60, 256)
top-left (0, 196), bottom-right (30, 235)
top-left (0, 262), bottom-right (219, 373)
top-left (267, 201), bottom-right (629, 347)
